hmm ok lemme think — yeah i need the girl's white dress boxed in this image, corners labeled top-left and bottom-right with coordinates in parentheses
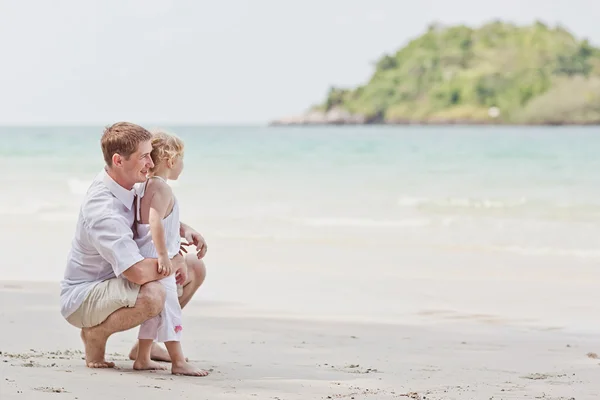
top-left (134, 176), bottom-right (183, 342)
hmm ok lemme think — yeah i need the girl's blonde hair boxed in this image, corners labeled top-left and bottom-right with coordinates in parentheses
top-left (149, 129), bottom-right (185, 172)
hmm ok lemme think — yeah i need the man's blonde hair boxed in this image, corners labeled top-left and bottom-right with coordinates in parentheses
top-left (101, 122), bottom-right (152, 166)
top-left (149, 129), bottom-right (185, 172)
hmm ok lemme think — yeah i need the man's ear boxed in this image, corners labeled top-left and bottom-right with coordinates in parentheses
top-left (112, 153), bottom-right (122, 167)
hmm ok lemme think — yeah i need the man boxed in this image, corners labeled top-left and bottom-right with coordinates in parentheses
top-left (60, 122), bottom-right (207, 368)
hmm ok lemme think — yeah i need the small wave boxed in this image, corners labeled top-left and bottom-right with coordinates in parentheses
top-left (495, 245), bottom-right (600, 259)
top-left (0, 206), bottom-right (43, 216)
top-left (398, 196), bottom-right (528, 210)
top-left (397, 195), bottom-right (600, 222)
top-left (397, 196), bottom-right (426, 207)
top-left (0, 200), bottom-right (59, 216)
top-left (67, 178), bottom-right (91, 195)
top-left (296, 217), bottom-right (430, 228)
top-left (38, 212), bottom-right (78, 222)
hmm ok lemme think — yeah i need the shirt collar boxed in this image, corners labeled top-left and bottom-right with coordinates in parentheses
top-left (101, 168), bottom-right (136, 210)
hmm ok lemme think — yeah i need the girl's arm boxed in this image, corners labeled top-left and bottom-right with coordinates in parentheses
top-left (148, 184), bottom-right (173, 275)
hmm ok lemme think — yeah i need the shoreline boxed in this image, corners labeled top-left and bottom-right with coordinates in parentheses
top-left (269, 119), bottom-right (600, 127)
top-left (7, 277), bottom-right (600, 337)
top-left (2, 280), bottom-right (600, 399)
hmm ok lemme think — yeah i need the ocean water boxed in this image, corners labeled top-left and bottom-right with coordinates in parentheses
top-left (2, 125), bottom-right (600, 331)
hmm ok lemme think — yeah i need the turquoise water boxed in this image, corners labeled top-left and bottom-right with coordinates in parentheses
top-left (3, 125), bottom-right (600, 221)
top-left (3, 125), bottom-right (600, 330)
top-left (4, 124), bottom-right (600, 259)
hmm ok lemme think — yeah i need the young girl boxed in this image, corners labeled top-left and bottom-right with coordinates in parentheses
top-left (133, 130), bottom-right (208, 377)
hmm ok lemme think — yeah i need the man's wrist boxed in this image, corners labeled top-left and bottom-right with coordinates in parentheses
top-left (180, 222), bottom-right (189, 237)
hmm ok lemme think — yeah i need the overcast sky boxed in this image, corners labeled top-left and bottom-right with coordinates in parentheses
top-left (0, 0), bottom-right (598, 125)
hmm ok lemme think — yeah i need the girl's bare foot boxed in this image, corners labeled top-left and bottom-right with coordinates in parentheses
top-left (172, 361), bottom-right (209, 377)
top-left (133, 359), bottom-right (168, 371)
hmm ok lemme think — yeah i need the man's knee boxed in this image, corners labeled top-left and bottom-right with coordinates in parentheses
top-left (137, 281), bottom-right (166, 317)
top-left (186, 256), bottom-right (207, 287)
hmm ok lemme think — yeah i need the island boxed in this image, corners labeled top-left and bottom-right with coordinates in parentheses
top-left (271, 21), bottom-right (600, 126)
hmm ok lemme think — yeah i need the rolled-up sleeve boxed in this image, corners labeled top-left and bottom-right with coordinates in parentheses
top-left (87, 214), bottom-right (144, 277)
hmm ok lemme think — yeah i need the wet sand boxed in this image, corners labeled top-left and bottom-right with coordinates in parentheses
top-left (1, 281), bottom-right (599, 399)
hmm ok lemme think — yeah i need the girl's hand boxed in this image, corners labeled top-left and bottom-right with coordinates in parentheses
top-left (158, 255), bottom-right (173, 276)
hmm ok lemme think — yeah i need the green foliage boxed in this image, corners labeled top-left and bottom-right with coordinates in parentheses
top-left (514, 76), bottom-right (600, 124)
top-left (318, 21), bottom-right (600, 124)
top-left (324, 87), bottom-right (351, 110)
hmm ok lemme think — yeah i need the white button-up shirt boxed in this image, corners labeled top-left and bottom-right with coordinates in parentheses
top-left (60, 169), bottom-right (145, 319)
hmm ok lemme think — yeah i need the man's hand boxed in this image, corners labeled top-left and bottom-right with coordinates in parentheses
top-left (172, 253), bottom-right (187, 285)
top-left (179, 224), bottom-right (208, 259)
top-left (176, 264), bottom-right (187, 286)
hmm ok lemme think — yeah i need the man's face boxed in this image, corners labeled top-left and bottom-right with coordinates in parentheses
top-left (121, 140), bottom-right (154, 185)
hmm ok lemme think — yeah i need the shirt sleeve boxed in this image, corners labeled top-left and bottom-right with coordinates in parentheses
top-left (87, 214), bottom-right (145, 277)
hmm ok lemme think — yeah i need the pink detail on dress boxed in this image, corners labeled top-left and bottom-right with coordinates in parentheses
top-left (174, 325), bottom-right (183, 333)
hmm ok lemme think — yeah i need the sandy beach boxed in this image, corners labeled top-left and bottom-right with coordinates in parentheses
top-left (1, 281), bottom-right (598, 400)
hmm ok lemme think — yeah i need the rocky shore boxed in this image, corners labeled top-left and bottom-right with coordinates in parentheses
top-left (269, 108), bottom-right (600, 126)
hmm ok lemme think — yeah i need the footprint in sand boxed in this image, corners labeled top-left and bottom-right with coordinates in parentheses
top-left (520, 372), bottom-right (568, 380)
top-left (34, 387), bottom-right (67, 393)
top-left (321, 363), bottom-right (380, 374)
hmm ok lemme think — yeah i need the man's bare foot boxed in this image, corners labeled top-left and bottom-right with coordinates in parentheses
top-left (133, 359), bottom-right (168, 371)
top-left (172, 361), bottom-right (209, 377)
top-left (80, 329), bottom-right (114, 369)
top-left (129, 342), bottom-right (187, 362)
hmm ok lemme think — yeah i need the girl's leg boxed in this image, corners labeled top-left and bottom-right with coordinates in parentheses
top-left (133, 316), bottom-right (166, 370)
top-left (157, 280), bottom-right (209, 376)
top-left (133, 339), bottom-right (166, 370)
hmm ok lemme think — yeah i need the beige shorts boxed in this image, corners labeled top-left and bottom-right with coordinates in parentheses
top-left (66, 278), bottom-right (141, 329)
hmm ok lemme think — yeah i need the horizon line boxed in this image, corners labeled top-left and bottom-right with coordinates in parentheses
top-left (0, 122), bottom-right (271, 128)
